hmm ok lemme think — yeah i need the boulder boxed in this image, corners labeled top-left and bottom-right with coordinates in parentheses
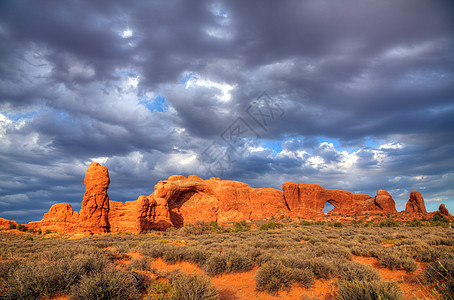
top-left (405, 191), bottom-right (427, 213)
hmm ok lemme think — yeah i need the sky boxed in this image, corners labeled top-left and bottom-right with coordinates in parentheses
top-left (1, 0), bottom-right (453, 223)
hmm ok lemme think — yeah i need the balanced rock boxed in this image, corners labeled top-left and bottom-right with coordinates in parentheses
top-left (405, 191), bottom-right (426, 213)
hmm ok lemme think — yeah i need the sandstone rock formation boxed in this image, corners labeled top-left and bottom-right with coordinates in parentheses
top-left (438, 204), bottom-right (452, 218)
top-left (0, 217), bottom-right (16, 229)
top-left (282, 182), bottom-right (397, 217)
top-left (28, 203), bottom-right (79, 232)
top-left (27, 162), bottom-right (407, 234)
top-left (79, 162), bottom-right (111, 234)
top-left (405, 190), bottom-right (427, 213)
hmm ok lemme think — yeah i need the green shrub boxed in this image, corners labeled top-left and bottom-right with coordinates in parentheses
top-left (379, 219), bottom-right (400, 227)
top-left (260, 221), bottom-right (284, 231)
top-left (70, 270), bottom-right (142, 300)
top-left (407, 219), bottom-right (424, 227)
top-left (337, 280), bottom-right (404, 300)
top-left (45, 229), bottom-right (51, 234)
top-left (234, 221), bottom-right (251, 232)
top-left (169, 272), bottom-right (218, 300)
top-left (432, 212), bottom-right (450, 223)
top-left (255, 262), bottom-right (292, 293)
top-left (333, 222), bottom-right (344, 228)
top-left (37, 228), bottom-right (42, 235)
top-left (9, 223), bottom-right (16, 230)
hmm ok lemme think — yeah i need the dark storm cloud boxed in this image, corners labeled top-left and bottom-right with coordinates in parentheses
top-left (0, 0), bottom-right (453, 223)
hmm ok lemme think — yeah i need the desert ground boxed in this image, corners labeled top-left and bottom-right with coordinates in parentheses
top-left (1, 213), bottom-right (453, 300)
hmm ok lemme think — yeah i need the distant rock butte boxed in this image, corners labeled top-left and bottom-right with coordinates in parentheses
top-left (405, 190), bottom-right (427, 213)
top-left (26, 162), bottom-right (441, 234)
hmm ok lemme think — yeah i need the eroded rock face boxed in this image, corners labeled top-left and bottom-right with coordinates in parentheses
top-left (439, 204), bottom-right (452, 218)
top-left (405, 191), bottom-right (427, 213)
top-left (0, 217), bottom-right (17, 230)
top-left (79, 162), bottom-right (111, 234)
top-left (28, 203), bottom-right (79, 233)
top-left (282, 182), bottom-right (397, 216)
top-left (27, 163), bottom-right (408, 234)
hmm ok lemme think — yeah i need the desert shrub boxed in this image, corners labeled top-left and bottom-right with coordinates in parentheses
top-left (255, 261), bottom-right (293, 293)
top-left (203, 251), bottom-right (252, 276)
top-left (144, 280), bottom-right (172, 300)
top-left (300, 257), bottom-right (340, 279)
top-left (333, 222), bottom-right (344, 228)
top-left (407, 219), bottom-right (425, 227)
top-left (308, 236), bottom-right (329, 244)
top-left (401, 257), bottom-right (418, 273)
top-left (424, 258), bottom-right (454, 283)
top-left (162, 246), bottom-right (186, 264)
top-left (379, 253), bottom-right (401, 270)
top-left (340, 262), bottom-right (380, 282)
top-left (8, 223), bottom-right (16, 230)
top-left (416, 247), bottom-right (442, 262)
top-left (379, 218), bottom-right (400, 227)
top-left (45, 229), bottom-right (51, 234)
top-left (234, 221), bottom-right (251, 232)
top-left (260, 221), bottom-right (284, 231)
top-left (336, 280), bottom-right (404, 300)
top-left (177, 221), bottom-right (212, 236)
top-left (204, 253), bottom-right (227, 276)
top-left (315, 244), bottom-right (352, 261)
top-left (432, 212), bottom-right (450, 223)
top-left (184, 247), bottom-right (209, 266)
top-left (70, 270), bottom-right (142, 300)
top-left (223, 251), bottom-right (253, 273)
top-left (290, 267), bottom-right (315, 288)
top-left (168, 272), bottom-right (218, 300)
top-left (127, 256), bottom-right (152, 271)
top-left (1, 252), bottom-right (110, 299)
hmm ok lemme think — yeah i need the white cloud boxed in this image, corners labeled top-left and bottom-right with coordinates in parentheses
top-left (185, 73), bottom-right (235, 102)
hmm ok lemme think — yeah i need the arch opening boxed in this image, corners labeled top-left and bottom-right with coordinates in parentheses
top-left (322, 202), bottom-right (335, 214)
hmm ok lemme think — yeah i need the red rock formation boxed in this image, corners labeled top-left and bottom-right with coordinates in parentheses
top-left (0, 217), bottom-right (17, 229)
top-left (78, 162), bottom-right (111, 234)
top-left (28, 203), bottom-right (79, 233)
top-left (405, 191), bottom-right (427, 213)
top-left (26, 163), bottom-right (411, 234)
top-left (438, 204), bottom-right (453, 218)
top-left (282, 182), bottom-right (397, 216)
